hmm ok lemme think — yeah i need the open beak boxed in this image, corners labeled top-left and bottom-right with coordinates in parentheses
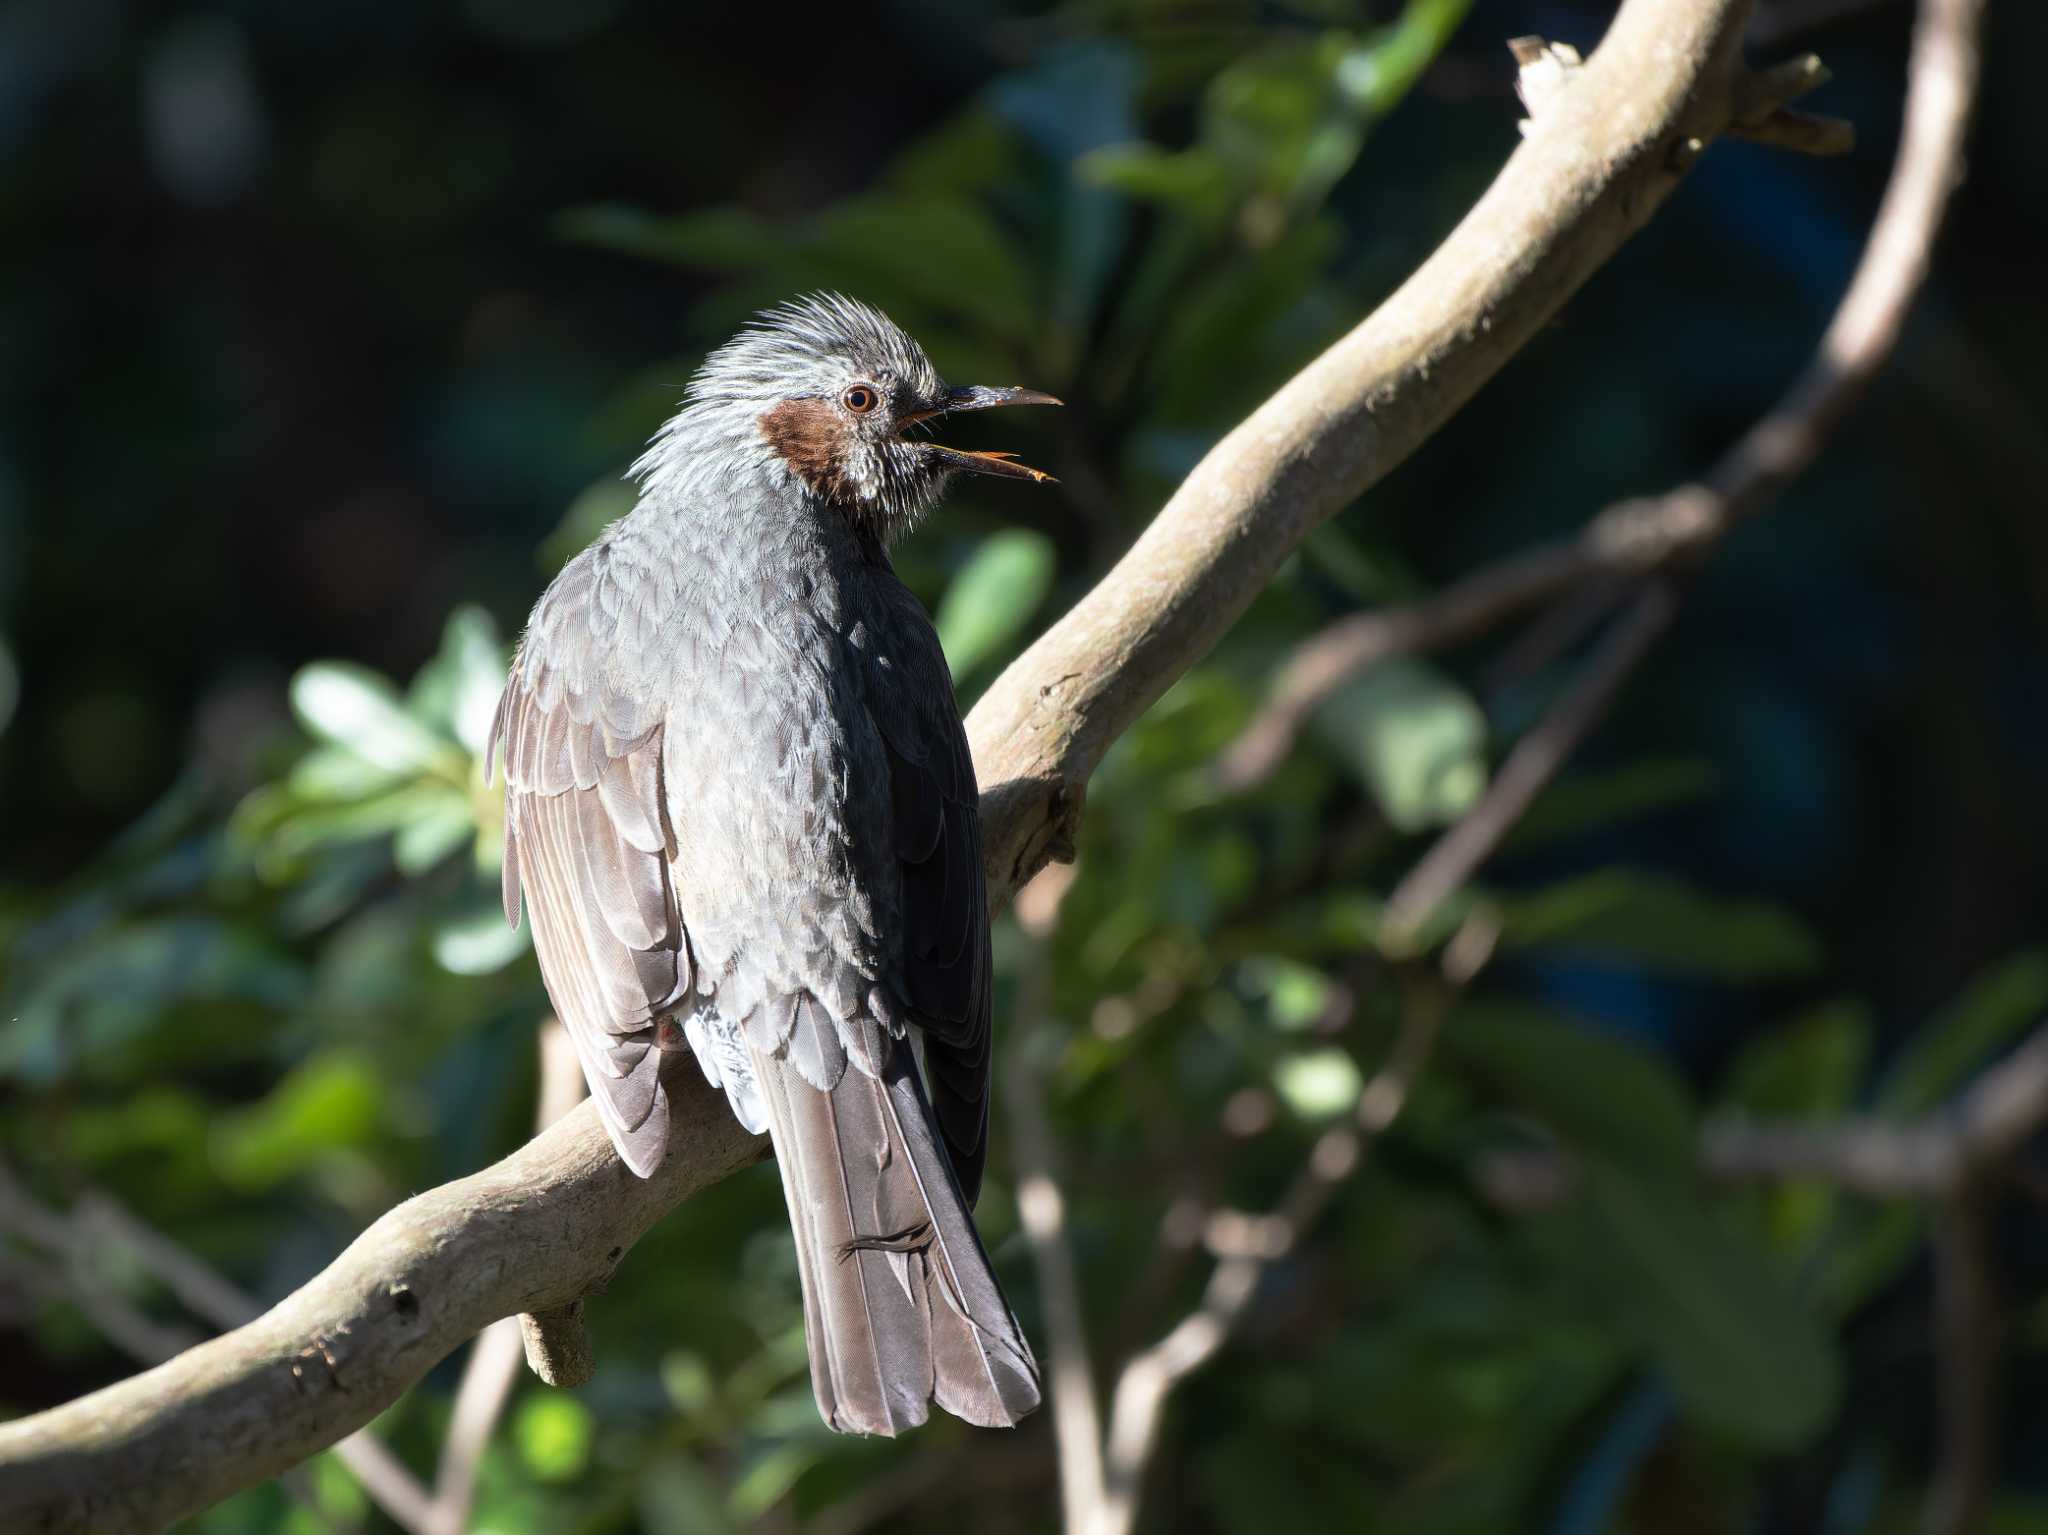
top-left (912, 385), bottom-right (1062, 484)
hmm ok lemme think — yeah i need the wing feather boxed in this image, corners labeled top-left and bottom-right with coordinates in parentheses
top-left (495, 665), bottom-right (689, 1176)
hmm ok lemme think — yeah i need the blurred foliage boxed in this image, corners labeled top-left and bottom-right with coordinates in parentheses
top-left (4, 0), bottom-right (2048, 1533)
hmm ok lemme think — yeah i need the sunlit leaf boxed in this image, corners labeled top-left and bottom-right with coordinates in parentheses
top-left (1080, 142), bottom-right (1233, 225)
top-left (1274, 1048), bottom-right (1363, 1119)
top-left (291, 663), bottom-right (460, 778)
top-left (433, 904), bottom-right (530, 975)
top-left (211, 1053), bottom-right (382, 1189)
top-left (408, 604), bottom-right (508, 757)
top-left (1312, 658), bottom-right (1487, 832)
top-left (1240, 956), bottom-right (1332, 1032)
top-left (513, 1392), bottom-right (593, 1482)
top-left (392, 792), bottom-right (477, 876)
top-left (287, 746), bottom-right (405, 804)
top-left (934, 530), bottom-right (1056, 677)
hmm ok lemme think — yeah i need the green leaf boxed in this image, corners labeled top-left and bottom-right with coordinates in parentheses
top-left (554, 204), bottom-right (775, 269)
top-left (1080, 143), bottom-right (1233, 225)
top-left (1311, 658), bottom-right (1487, 832)
top-left (287, 746), bottom-right (405, 804)
top-left (934, 530), bottom-right (1056, 677)
top-left (1875, 949), bottom-right (2048, 1116)
top-left (1444, 1000), bottom-right (1696, 1170)
top-left (728, 1442), bottom-right (820, 1521)
top-left (1717, 1001), bottom-right (1874, 1256)
top-left (1504, 757), bottom-right (1718, 854)
top-left (1239, 956), bottom-right (1332, 1032)
top-left (433, 904), bottom-right (530, 975)
top-left (812, 193), bottom-right (1037, 342)
top-left (1498, 869), bottom-right (1824, 981)
top-left (513, 1392), bottom-right (593, 1482)
top-left (1337, 0), bottom-right (1477, 118)
top-left (211, 1053), bottom-right (382, 1190)
top-left (409, 604), bottom-right (508, 757)
top-left (290, 663), bottom-right (460, 778)
top-left (1540, 1160), bottom-right (1840, 1448)
top-left (1273, 1048), bottom-right (1364, 1119)
top-left (1720, 1000), bottom-right (1871, 1120)
top-left (392, 793), bottom-right (477, 876)
top-left (639, 1456), bottom-right (738, 1535)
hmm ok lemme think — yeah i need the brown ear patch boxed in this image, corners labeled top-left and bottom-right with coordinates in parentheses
top-left (761, 398), bottom-right (859, 503)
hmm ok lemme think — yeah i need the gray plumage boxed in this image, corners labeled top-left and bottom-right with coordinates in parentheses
top-left (489, 294), bottom-right (1053, 1434)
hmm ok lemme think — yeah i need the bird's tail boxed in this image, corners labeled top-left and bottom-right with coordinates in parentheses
top-left (749, 1038), bottom-right (1040, 1436)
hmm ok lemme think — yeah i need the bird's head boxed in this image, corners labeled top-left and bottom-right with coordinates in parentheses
top-left (660, 293), bottom-right (1059, 539)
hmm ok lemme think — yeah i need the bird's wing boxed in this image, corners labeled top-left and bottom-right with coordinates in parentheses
top-left (488, 563), bottom-right (694, 1177)
top-left (856, 570), bottom-right (994, 1204)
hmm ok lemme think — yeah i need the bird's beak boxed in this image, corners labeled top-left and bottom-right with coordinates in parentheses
top-left (911, 385), bottom-right (1062, 484)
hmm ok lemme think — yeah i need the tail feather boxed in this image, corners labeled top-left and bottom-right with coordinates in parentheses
top-left (751, 1038), bottom-right (1040, 1436)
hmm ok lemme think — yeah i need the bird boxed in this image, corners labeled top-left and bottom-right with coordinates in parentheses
top-left (488, 293), bottom-right (1056, 1436)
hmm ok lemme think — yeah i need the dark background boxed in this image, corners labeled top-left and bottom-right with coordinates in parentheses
top-left (4, 1), bottom-right (2047, 1531)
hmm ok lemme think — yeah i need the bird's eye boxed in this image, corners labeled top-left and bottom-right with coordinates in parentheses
top-left (841, 383), bottom-right (879, 415)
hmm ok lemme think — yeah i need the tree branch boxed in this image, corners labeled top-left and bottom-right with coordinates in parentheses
top-left (1094, 912), bottom-right (1497, 1535)
top-left (969, 0), bottom-right (1764, 900)
top-left (1001, 864), bottom-right (1107, 1535)
top-left (1219, 0), bottom-right (1974, 795)
top-left (0, 2), bottom-right (1815, 1527)
top-left (1380, 582), bottom-right (1680, 947)
top-left (0, 1074), bottom-right (768, 1533)
top-left (1705, 1021), bottom-right (2048, 1198)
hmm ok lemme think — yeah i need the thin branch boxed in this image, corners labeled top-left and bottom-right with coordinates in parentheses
top-left (1095, 912), bottom-right (1497, 1535)
top-left (0, 3), bottom-right (1821, 1526)
top-left (1220, 0), bottom-right (1972, 796)
top-left (426, 1320), bottom-right (525, 1535)
top-left (1380, 583), bottom-right (1679, 947)
top-left (1924, 1189), bottom-right (1999, 1535)
top-left (1705, 1021), bottom-right (2048, 1197)
top-left (1003, 865), bottom-right (1106, 1535)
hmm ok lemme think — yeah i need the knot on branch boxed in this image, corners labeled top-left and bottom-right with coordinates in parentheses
top-left (519, 1302), bottom-right (594, 1388)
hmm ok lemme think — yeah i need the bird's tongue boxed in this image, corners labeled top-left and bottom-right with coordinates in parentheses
top-left (933, 446), bottom-right (1056, 483)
